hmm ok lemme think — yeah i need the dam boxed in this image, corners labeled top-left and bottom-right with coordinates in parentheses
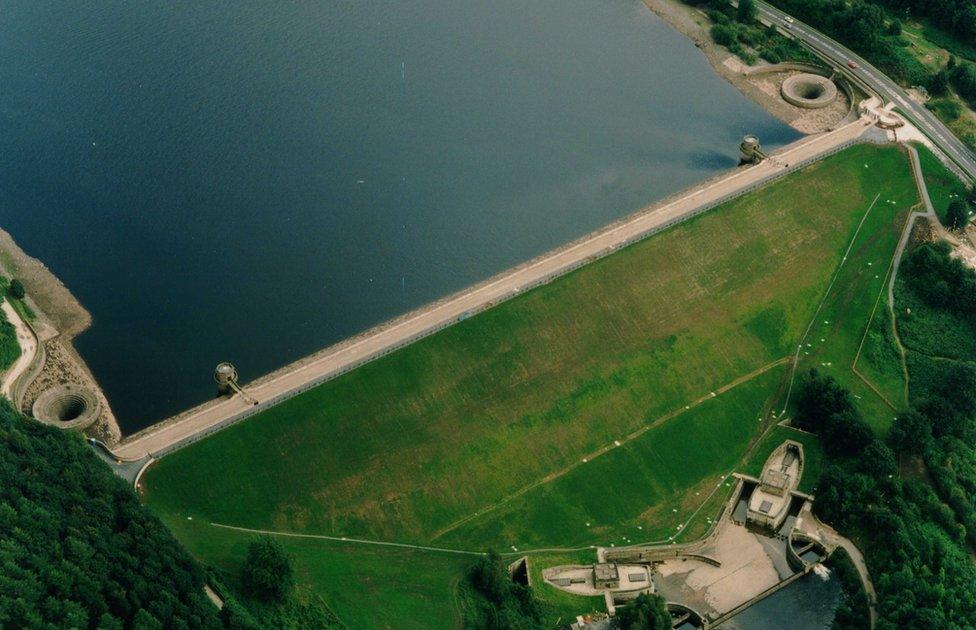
top-left (0, 0), bottom-right (799, 432)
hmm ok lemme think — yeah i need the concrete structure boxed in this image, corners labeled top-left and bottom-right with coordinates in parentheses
top-left (746, 440), bottom-right (803, 530)
top-left (593, 563), bottom-right (620, 589)
top-left (32, 384), bottom-right (100, 431)
top-left (214, 362), bottom-right (239, 396)
top-left (214, 362), bottom-right (258, 405)
top-left (739, 135), bottom-right (765, 164)
top-left (781, 73), bottom-right (837, 109)
top-left (544, 563), bottom-right (653, 616)
top-left (553, 441), bottom-right (863, 627)
top-left (107, 120), bottom-right (877, 464)
top-left (753, 0), bottom-right (976, 183)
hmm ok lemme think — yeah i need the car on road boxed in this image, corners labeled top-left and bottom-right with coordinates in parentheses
top-left (847, 60), bottom-right (858, 69)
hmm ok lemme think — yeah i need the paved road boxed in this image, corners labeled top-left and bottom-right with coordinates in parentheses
top-left (754, 0), bottom-right (976, 182)
top-left (111, 121), bottom-right (871, 461)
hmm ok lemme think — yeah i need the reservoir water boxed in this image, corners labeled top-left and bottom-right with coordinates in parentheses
top-left (719, 570), bottom-right (843, 629)
top-left (0, 1), bottom-right (800, 432)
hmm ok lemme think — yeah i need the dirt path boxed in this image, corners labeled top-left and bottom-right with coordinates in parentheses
top-left (0, 300), bottom-right (36, 401)
top-left (881, 146), bottom-right (940, 397)
top-left (114, 122), bottom-right (871, 461)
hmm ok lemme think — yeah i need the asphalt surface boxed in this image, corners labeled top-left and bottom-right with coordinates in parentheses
top-left (755, 0), bottom-right (976, 182)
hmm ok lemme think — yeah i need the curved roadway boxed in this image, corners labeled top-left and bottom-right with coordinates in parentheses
top-left (754, 0), bottom-right (976, 182)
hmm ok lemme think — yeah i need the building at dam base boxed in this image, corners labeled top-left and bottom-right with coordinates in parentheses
top-left (543, 441), bottom-right (848, 629)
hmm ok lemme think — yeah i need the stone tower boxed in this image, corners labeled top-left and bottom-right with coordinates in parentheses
top-left (214, 362), bottom-right (239, 396)
top-left (740, 135), bottom-right (764, 164)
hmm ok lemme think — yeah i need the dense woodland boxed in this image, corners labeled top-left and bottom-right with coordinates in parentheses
top-left (796, 240), bottom-right (976, 628)
top-left (0, 399), bottom-right (338, 629)
top-left (0, 400), bottom-right (223, 628)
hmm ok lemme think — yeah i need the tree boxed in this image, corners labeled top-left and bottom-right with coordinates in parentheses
top-left (0, 400), bottom-right (222, 628)
top-left (241, 537), bottom-right (294, 603)
top-left (888, 409), bottom-right (933, 456)
top-left (950, 63), bottom-right (976, 102)
top-left (614, 593), bottom-right (672, 630)
top-left (467, 549), bottom-right (543, 629)
top-left (794, 369), bottom-right (858, 433)
top-left (737, 0), bottom-right (758, 24)
top-left (887, 18), bottom-right (902, 36)
top-left (8, 279), bottom-right (24, 300)
top-left (928, 69), bottom-right (950, 97)
top-left (471, 550), bottom-right (509, 605)
top-left (822, 409), bottom-right (874, 458)
top-left (946, 200), bottom-right (970, 230)
top-left (859, 440), bottom-right (897, 479)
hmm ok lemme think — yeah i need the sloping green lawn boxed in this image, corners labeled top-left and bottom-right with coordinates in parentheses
top-left (914, 143), bottom-right (969, 224)
top-left (143, 144), bottom-right (918, 627)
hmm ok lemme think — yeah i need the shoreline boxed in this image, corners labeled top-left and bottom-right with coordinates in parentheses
top-left (8, 0), bottom-right (854, 449)
top-left (641, 0), bottom-right (854, 133)
top-left (0, 229), bottom-right (121, 443)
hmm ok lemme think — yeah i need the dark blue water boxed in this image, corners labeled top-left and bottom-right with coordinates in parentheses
top-left (0, 1), bottom-right (799, 432)
top-left (719, 571), bottom-right (843, 629)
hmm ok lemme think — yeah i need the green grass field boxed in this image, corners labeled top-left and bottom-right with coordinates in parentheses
top-left (143, 144), bottom-right (918, 626)
top-left (914, 143), bottom-right (970, 224)
top-left (163, 518), bottom-right (473, 630)
top-left (785, 156), bottom-right (918, 434)
top-left (438, 365), bottom-right (788, 550)
top-left (855, 298), bottom-right (908, 409)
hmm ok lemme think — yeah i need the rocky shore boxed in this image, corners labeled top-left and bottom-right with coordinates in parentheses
top-left (0, 229), bottom-right (120, 443)
top-left (642, 0), bottom-right (853, 134)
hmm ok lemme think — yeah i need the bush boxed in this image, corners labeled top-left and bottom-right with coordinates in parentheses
top-left (241, 537), bottom-right (294, 604)
top-left (7, 279), bottom-right (24, 300)
top-left (927, 98), bottom-right (963, 121)
top-left (710, 23), bottom-right (737, 46)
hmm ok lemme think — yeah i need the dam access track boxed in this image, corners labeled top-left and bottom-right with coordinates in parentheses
top-left (111, 119), bottom-right (881, 465)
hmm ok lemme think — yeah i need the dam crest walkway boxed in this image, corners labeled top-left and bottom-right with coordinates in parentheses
top-left (111, 119), bottom-right (880, 464)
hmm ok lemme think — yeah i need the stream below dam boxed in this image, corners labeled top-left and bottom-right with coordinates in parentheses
top-left (0, 1), bottom-right (799, 430)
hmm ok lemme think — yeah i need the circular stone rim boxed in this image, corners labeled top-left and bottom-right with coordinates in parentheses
top-left (781, 73), bottom-right (837, 109)
top-left (32, 385), bottom-right (100, 430)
